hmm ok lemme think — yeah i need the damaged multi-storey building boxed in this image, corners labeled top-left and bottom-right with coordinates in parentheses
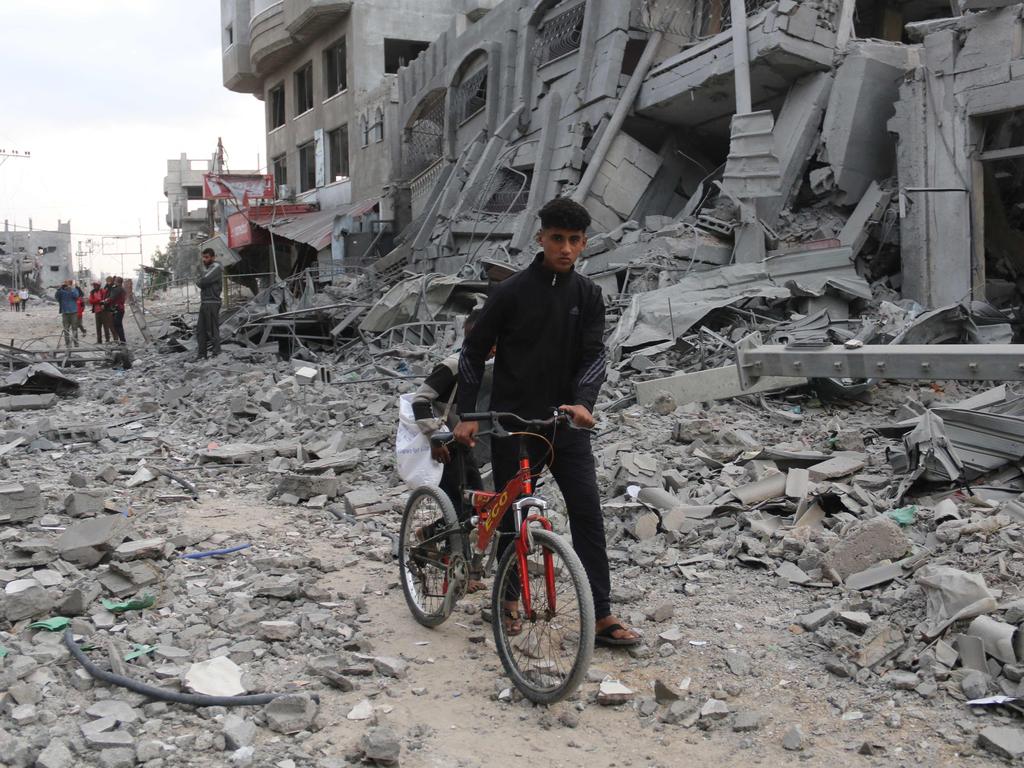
top-left (207, 0), bottom-right (1024, 361)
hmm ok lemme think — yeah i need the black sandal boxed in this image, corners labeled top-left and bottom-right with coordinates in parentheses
top-left (595, 623), bottom-right (641, 647)
top-left (501, 604), bottom-right (523, 636)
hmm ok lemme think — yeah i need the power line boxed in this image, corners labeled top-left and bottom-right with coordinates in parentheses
top-left (0, 223), bottom-right (167, 238)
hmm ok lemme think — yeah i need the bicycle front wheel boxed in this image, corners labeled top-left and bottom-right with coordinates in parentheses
top-left (492, 528), bottom-right (595, 704)
top-left (399, 485), bottom-right (465, 627)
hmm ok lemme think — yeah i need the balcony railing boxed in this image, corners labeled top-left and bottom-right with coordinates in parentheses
top-left (639, 0), bottom-right (777, 41)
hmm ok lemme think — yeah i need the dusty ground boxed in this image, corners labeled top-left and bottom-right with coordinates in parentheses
top-left (0, 306), bottom-right (1011, 767)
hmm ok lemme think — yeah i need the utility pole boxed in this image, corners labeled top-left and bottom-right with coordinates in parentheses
top-left (0, 150), bottom-right (31, 291)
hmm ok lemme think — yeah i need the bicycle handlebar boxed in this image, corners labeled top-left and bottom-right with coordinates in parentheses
top-left (461, 410), bottom-right (571, 432)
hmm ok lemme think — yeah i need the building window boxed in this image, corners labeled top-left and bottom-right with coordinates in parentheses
top-left (360, 114), bottom-right (369, 148)
top-left (268, 83), bottom-right (286, 129)
top-left (298, 142), bottom-right (316, 191)
top-left (371, 107), bottom-right (384, 143)
top-left (384, 38), bottom-right (431, 74)
top-left (455, 66), bottom-right (487, 124)
top-left (272, 154), bottom-right (287, 190)
top-left (295, 62), bottom-right (314, 115)
top-left (225, 24), bottom-right (234, 47)
top-left (323, 37), bottom-right (347, 97)
top-left (328, 125), bottom-right (349, 181)
top-left (534, 2), bottom-right (585, 66)
top-left (49, 265), bottom-right (60, 272)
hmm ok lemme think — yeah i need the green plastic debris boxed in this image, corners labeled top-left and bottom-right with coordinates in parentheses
top-left (29, 617), bottom-right (71, 632)
top-left (0, 646), bottom-right (7, 658)
top-left (887, 506), bottom-right (917, 526)
top-left (101, 594), bottom-right (156, 613)
top-left (124, 644), bottom-right (157, 662)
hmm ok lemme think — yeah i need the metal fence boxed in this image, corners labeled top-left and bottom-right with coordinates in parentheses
top-left (639, 0), bottom-right (777, 41)
top-left (403, 90), bottom-right (446, 178)
top-left (533, 1), bottom-right (586, 66)
top-left (452, 67), bottom-right (488, 125)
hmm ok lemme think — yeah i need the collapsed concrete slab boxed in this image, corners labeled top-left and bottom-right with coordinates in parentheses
top-left (57, 515), bottom-right (134, 567)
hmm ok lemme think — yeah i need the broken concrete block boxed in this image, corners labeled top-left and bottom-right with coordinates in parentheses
top-left (2, 578), bottom-right (55, 622)
top-left (125, 466), bottom-right (158, 488)
top-left (806, 454), bottom-right (866, 482)
top-left (0, 482), bottom-right (44, 522)
top-left (275, 474), bottom-right (339, 501)
top-left (825, 516), bottom-right (909, 580)
top-left (845, 561), bottom-right (903, 591)
top-left (798, 606), bottom-right (836, 631)
top-left (978, 726), bottom-right (1024, 760)
top-left (259, 388), bottom-right (286, 411)
top-left (63, 489), bottom-right (107, 518)
top-left (57, 515), bottom-right (133, 567)
top-left (113, 538), bottom-right (166, 561)
top-left (263, 693), bottom-right (318, 734)
top-left (597, 679), bottom-right (634, 706)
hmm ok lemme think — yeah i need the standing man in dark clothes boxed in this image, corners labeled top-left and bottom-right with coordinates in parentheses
top-left (55, 280), bottom-right (82, 347)
top-left (105, 277), bottom-right (127, 343)
top-left (195, 247), bottom-right (223, 360)
top-left (88, 280), bottom-right (112, 344)
top-left (454, 197), bottom-right (640, 647)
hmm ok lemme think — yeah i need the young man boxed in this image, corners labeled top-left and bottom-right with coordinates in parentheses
top-left (55, 280), bottom-right (82, 347)
top-left (454, 196), bottom-right (640, 647)
top-left (104, 277), bottom-right (127, 343)
top-left (88, 280), bottom-right (112, 344)
top-left (195, 247), bottom-right (223, 360)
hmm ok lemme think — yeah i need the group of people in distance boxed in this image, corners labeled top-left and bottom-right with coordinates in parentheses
top-left (53, 276), bottom-right (127, 347)
top-left (5, 287), bottom-right (30, 311)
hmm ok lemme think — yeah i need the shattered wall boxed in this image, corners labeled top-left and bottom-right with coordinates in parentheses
top-left (891, 5), bottom-right (1024, 307)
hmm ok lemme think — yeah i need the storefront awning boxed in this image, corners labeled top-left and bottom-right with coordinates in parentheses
top-left (247, 199), bottom-right (379, 251)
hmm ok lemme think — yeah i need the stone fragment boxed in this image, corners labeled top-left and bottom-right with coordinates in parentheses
top-left (733, 711), bottom-right (763, 732)
top-left (86, 700), bottom-right (140, 724)
top-left (184, 657), bottom-right (246, 697)
top-left (372, 656), bottom-right (408, 679)
top-left (776, 561), bottom-right (811, 585)
top-left (63, 489), bottom-right (107, 517)
top-left (701, 698), bottom-right (729, 720)
top-left (347, 700), bottom-right (374, 720)
top-left (978, 726), bottom-right (1024, 759)
top-left (2, 578), bottom-right (54, 622)
top-left (98, 748), bottom-right (136, 768)
top-left (798, 606), bottom-right (836, 631)
top-left (259, 620), bottom-right (300, 641)
top-left (962, 670), bottom-right (990, 700)
top-left (783, 725), bottom-right (804, 751)
top-left (263, 693), bottom-right (318, 734)
top-left (36, 740), bottom-right (74, 768)
top-left (360, 726), bottom-right (402, 765)
top-left (845, 561), bottom-right (903, 591)
top-left (0, 482), bottom-right (43, 521)
top-left (597, 679), bottom-right (634, 705)
top-left (806, 454), bottom-right (865, 481)
top-left (57, 515), bottom-right (133, 567)
top-left (654, 679), bottom-right (681, 704)
top-left (222, 715), bottom-right (257, 749)
top-left (113, 538), bottom-right (166, 561)
top-left (825, 516), bottom-right (909, 580)
top-left (882, 671), bottom-right (918, 690)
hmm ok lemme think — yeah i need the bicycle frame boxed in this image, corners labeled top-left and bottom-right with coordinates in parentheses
top-left (463, 443), bottom-right (557, 619)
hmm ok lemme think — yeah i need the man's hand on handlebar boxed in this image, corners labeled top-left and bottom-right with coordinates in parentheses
top-left (559, 404), bottom-right (595, 429)
top-left (430, 442), bottom-right (451, 463)
top-left (454, 420), bottom-right (479, 448)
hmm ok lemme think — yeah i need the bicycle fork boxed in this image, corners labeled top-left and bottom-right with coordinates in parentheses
top-left (514, 501), bottom-right (556, 620)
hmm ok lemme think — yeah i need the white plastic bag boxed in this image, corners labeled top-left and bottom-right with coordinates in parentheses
top-left (395, 393), bottom-right (443, 490)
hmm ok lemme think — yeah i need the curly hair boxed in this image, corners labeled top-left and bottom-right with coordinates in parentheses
top-left (538, 197), bottom-right (591, 232)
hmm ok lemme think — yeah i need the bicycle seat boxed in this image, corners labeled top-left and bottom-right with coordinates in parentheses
top-left (430, 430), bottom-right (454, 446)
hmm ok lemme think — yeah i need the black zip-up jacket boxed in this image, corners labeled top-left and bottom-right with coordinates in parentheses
top-left (458, 253), bottom-right (606, 419)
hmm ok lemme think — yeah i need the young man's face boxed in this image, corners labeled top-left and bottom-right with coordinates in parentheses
top-left (201, 252), bottom-right (214, 266)
top-left (537, 227), bottom-right (587, 274)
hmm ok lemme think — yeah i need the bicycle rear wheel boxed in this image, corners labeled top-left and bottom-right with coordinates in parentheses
top-left (399, 485), bottom-right (465, 627)
top-left (492, 528), bottom-right (595, 704)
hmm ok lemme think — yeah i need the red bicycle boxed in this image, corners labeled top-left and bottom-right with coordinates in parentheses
top-left (398, 411), bottom-right (595, 703)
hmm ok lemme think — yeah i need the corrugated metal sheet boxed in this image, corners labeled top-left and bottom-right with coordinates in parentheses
top-left (250, 199), bottom-right (378, 251)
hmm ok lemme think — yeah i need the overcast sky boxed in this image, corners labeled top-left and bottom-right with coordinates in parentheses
top-left (0, 0), bottom-right (266, 275)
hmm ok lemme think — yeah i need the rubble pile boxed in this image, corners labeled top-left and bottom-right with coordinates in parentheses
top-left (2, 297), bottom-right (1024, 763)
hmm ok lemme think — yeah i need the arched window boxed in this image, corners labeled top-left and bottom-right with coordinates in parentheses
top-left (403, 89), bottom-right (445, 177)
top-left (372, 107), bottom-right (384, 143)
top-left (453, 51), bottom-right (488, 125)
top-left (360, 113), bottom-right (369, 147)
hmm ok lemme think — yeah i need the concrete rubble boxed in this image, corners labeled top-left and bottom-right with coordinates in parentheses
top-left (6, 0), bottom-right (1024, 764)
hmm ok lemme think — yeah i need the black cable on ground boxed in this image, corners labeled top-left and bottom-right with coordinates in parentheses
top-left (63, 630), bottom-right (318, 707)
